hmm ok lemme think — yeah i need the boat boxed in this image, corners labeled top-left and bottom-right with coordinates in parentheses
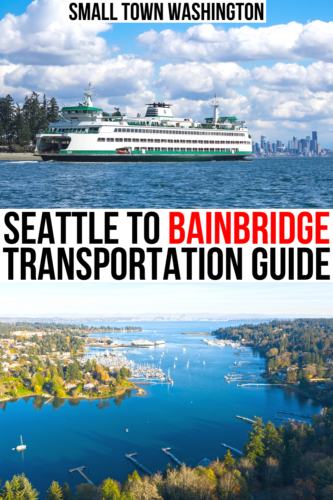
top-left (183, 348), bottom-right (186, 351)
top-left (16, 436), bottom-right (26, 451)
top-left (35, 84), bottom-right (252, 162)
top-left (203, 361), bottom-right (205, 365)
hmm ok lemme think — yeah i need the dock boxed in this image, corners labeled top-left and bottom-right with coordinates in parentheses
top-left (221, 444), bottom-right (243, 457)
top-left (236, 415), bottom-right (255, 424)
top-left (277, 411), bottom-right (313, 418)
top-left (69, 466), bottom-right (93, 484)
top-left (125, 453), bottom-right (153, 476)
top-left (162, 447), bottom-right (183, 467)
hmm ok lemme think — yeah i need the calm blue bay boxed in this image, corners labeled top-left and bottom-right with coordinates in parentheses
top-left (1, 157), bottom-right (333, 208)
top-left (0, 321), bottom-right (322, 494)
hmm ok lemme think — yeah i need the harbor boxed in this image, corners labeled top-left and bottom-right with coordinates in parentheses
top-left (0, 320), bottom-right (322, 494)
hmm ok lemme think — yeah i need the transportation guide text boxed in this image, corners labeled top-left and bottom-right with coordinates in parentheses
top-left (0, 209), bottom-right (331, 282)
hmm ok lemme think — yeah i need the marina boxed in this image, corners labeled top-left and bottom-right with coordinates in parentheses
top-left (0, 320), bottom-right (322, 494)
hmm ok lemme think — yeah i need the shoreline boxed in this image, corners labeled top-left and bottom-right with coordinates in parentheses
top-left (0, 384), bottom-right (145, 404)
top-left (0, 153), bottom-right (41, 161)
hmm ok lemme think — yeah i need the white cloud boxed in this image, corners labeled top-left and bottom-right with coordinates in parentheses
top-left (2, 56), bottom-right (154, 103)
top-left (154, 62), bottom-right (250, 100)
top-left (251, 61), bottom-right (333, 93)
top-left (138, 21), bottom-right (333, 63)
top-left (0, 0), bottom-right (112, 65)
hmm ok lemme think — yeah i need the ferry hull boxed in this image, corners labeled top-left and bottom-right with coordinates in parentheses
top-left (39, 153), bottom-right (251, 162)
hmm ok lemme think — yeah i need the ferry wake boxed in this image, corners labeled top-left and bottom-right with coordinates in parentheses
top-left (35, 84), bottom-right (253, 163)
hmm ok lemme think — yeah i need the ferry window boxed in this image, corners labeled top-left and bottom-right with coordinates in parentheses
top-left (148, 147), bottom-right (154, 151)
top-left (168, 148), bottom-right (174, 151)
top-left (193, 140), bottom-right (197, 144)
top-left (198, 140), bottom-right (203, 144)
top-left (204, 148), bottom-right (209, 151)
top-left (148, 139), bottom-right (153, 143)
top-left (181, 148), bottom-right (185, 151)
top-left (116, 138), bottom-right (123, 142)
top-left (174, 147), bottom-right (179, 151)
top-left (134, 147), bottom-right (140, 150)
top-left (124, 139), bottom-right (131, 142)
top-left (186, 148), bottom-right (191, 151)
top-left (83, 110), bottom-right (87, 113)
top-left (107, 138), bottom-right (114, 142)
top-left (186, 140), bottom-right (191, 143)
top-left (161, 139), bottom-right (167, 143)
top-left (168, 140), bottom-right (173, 143)
top-left (140, 139), bottom-right (146, 142)
top-left (135, 129), bottom-right (139, 132)
top-left (193, 148), bottom-right (198, 151)
top-left (174, 140), bottom-right (179, 143)
top-left (154, 139), bottom-right (160, 143)
top-left (190, 132), bottom-right (194, 135)
top-left (155, 147), bottom-right (160, 151)
top-left (204, 141), bottom-right (208, 144)
top-left (97, 138), bottom-right (105, 142)
top-left (180, 140), bottom-right (185, 143)
top-left (138, 129), bottom-right (142, 133)
top-left (153, 130), bottom-right (156, 133)
top-left (199, 148), bottom-right (203, 151)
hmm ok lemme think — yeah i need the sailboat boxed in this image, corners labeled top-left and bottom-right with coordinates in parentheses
top-left (16, 436), bottom-right (26, 451)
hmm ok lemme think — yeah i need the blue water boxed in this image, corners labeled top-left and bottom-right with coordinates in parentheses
top-left (1, 158), bottom-right (333, 208)
top-left (0, 321), bottom-right (321, 494)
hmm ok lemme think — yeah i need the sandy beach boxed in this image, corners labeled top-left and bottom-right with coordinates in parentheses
top-left (0, 153), bottom-right (41, 161)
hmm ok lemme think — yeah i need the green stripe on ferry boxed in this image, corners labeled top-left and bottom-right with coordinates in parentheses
top-left (59, 150), bottom-right (252, 155)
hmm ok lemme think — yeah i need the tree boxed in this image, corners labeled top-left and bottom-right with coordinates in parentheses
top-left (244, 417), bottom-right (265, 465)
top-left (0, 474), bottom-right (39, 500)
top-left (263, 421), bottom-right (282, 459)
top-left (13, 104), bottom-right (30, 145)
top-left (281, 438), bottom-right (301, 485)
top-left (46, 482), bottom-right (63, 500)
top-left (66, 362), bottom-right (82, 381)
top-left (61, 483), bottom-right (72, 500)
top-left (101, 479), bottom-right (120, 500)
top-left (223, 449), bottom-right (235, 469)
top-left (75, 484), bottom-right (96, 500)
top-left (0, 95), bottom-right (15, 147)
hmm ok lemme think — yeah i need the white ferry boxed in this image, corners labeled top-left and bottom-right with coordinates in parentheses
top-left (35, 84), bottom-right (252, 162)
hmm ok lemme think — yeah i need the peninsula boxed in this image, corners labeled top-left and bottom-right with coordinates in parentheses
top-left (0, 322), bottom-right (143, 402)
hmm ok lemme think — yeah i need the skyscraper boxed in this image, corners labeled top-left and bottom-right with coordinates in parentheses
top-left (312, 131), bottom-right (318, 141)
top-left (261, 135), bottom-right (266, 149)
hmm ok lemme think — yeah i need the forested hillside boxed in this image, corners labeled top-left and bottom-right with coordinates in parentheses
top-left (0, 93), bottom-right (59, 148)
top-left (214, 319), bottom-right (333, 403)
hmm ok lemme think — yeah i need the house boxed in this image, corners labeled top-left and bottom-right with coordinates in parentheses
top-left (83, 383), bottom-right (95, 390)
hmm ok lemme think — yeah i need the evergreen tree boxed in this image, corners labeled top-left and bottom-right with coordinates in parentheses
top-left (47, 97), bottom-right (60, 123)
top-left (263, 421), bottom-right (282, 459)
top-left (224, 449), bottom-right (235, 469)
top-left (244, 417), bottom-right (265, 465)
top-left (0, 95), bottom-right (15, 147)
top-left (13, 104), bottom-right (30, 145)
top-left (281, 438), bottom-right (301, 485)
top-left (46, 482), bottom-right (63, 500)
top-left (0, 474), bottom-right (39, 500)
top-left (61, 484), bottom-right (72, 500)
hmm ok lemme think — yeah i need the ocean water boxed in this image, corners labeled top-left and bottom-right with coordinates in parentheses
top-left (0, 321), bottom-right (321, 494)
top-left (1, 157), bottom-right (333, 208)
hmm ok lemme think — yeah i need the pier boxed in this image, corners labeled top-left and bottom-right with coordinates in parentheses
top-left (125, 453), bottom-right (153, 476)
top-left (277, 411), bottom-right (313, 418)
top-left (237, 383), bottom-right (288, 387)
top-left (221, 444), bottom-right (243, 457)
top-left (162, 447), bottom-right (183, 467)
top-left (69, 466), bottom-right (93, 484)
top-left (236, 415), bottom-right (255, 424)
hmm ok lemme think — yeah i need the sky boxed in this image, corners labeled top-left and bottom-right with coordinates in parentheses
top-left (1, 282), bottom-right (333, 317)
top-left (1, 0), bottom-right (333, 145)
